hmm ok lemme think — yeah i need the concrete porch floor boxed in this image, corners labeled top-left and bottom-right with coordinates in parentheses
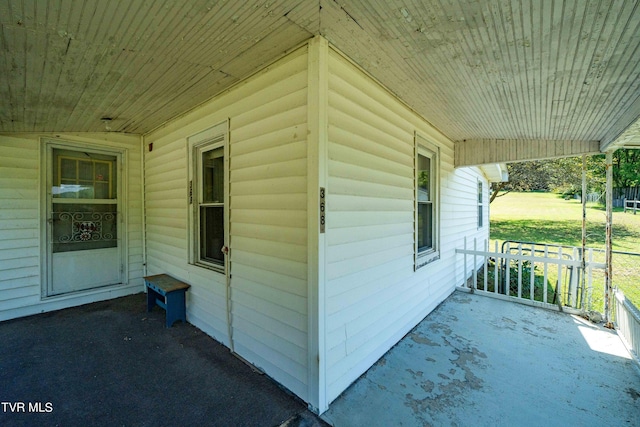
top-left (322, 291), bottom-right (640, 427)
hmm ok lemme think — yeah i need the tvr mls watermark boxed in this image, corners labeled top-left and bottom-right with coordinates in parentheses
top-left (1, 402), bottom-right (53, 413)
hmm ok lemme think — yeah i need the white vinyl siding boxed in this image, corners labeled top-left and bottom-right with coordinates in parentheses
top-left (0, 137), bottom-right (40, 313)
top-left (144, 46), bottom-right (309, 400)
top-left (0, 133), bottom-right (144, 321)
top-left (229, 64), bottom-right (309, 398)
top-left (324, 49), bottom-right (488, 404)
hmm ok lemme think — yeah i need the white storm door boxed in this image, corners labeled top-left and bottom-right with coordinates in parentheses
top-left (47, 147), bottom-right (122, 296)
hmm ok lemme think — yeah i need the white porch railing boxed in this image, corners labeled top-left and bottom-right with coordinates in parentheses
top-left (456, 238), bottom-right (606, 312)
top-left (613, 288), bottom-right (640, 366)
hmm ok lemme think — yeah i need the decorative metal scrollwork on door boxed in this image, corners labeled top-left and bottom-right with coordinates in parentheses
top-left (52, 210), bottom-right (117, 252)
top-left (55, 212), bottom-right (116, 243)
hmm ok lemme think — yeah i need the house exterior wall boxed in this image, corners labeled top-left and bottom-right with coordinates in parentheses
top-left (143, 46), bottom-right (310, 400)
top-left (0, 133), bottom-right (144, 321)
top-left (0, 37), bottom-right (492, 413)
top-left (323, 48), bottom-right (489, 405)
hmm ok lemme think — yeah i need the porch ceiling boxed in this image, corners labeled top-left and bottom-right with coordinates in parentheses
top-left (1, 1), bottom-right (640, 151)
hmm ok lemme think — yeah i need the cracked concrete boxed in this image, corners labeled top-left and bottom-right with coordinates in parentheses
top-left (322, 291), bottom-right (640, 426)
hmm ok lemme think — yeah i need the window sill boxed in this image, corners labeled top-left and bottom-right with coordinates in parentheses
top-left (193, 261), bottom-right (225, 275)
top-left (415, 251), bottom-right (440, 270)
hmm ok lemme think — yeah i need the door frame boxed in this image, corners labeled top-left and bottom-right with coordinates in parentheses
top-left (40, 138), bottom-right (128, 298)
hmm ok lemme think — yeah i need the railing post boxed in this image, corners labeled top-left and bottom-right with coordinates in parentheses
top-left (543, 245), bottom-right (549, 304)
top-left (581, 155), bottom-right (587, 312)
top-left (505, 242), bottom-right (511, 296)
top-left (530, 243), bottom-right (535, 301)
top-left (556, 247), bottom-right (563, 311)
top-left (517, 244), bottom-right (523, 298)
top-left (605, 150), bottom-right (614, 327)
top-left (472, 238), bottom-right (477, 291)
top-left (587, 249), bottom-right (594, 312)
top-left (571, 247), bottom-right (579, 308)
top-left (463, 236), bottom-right (467, 288)
top-left (483, 239), bottom-right (488, 291)
top-left (494, 241), bottom-right (499, 294)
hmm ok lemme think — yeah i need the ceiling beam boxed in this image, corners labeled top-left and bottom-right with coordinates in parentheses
top-left (455, 139), bottom-right (601, 167)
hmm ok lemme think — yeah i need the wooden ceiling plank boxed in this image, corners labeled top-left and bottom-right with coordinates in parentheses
top-left (47, 37), bottom-right (98, 131)
top-left (191, 2), bottom-right (307, 71)
top-left (481, 1), bottom-right (515, 136)
top-left (492, 1), bottom-right (530, 139)
top-left (127, 71), bottom-right (237, 134)
top-left (0, 27), bottom-right (11, 129)
top-left (117, 0), bottom-right (171, 53)
top-left (32, 37), bottom-right (58, 130)
top-left (4, 26), bottom-right (27, 132)
top-left (144, 2), bottom-right (236, 67)
top-left (405, 0), bottom-right (486, 137)
top-left (519, 0), bottom-right (544, 138)
top-left (170, 18), bottom-right (307, 103)
top-left (122, 66), bottom-right (227, 133)
top-left (61, 40), bottom-right (117, 130)
top-left (540, 0), bottom-right (564, 139)
top-left (458, 0), bottom-right (516, 137)
top-left (566, 0), bottom-right (632, 138)
top-left (165, 1), bottom-right (246, 67)
top-left (220, 21), bottom-right (311, 78)
top-left (24, 30), bottom-right (49, 130)
top-left (574, 1), bottom-right (640, 141)
top-left (113, 61), bottom-right (209, 126)
top-left (344, 0), bottom-right (480, 138)
top-left (87, 49), bottom-right (162, 130)
top-left (396, 0), bottom-right (479, 138)
top-left (555, 0), bottom-right (607, 140)
top-left (548, 0), bottom-right (577, 140)
top-left (61, 1), bottom-right (160, 131)
top-left (39, 0), bottom-right (66, 130)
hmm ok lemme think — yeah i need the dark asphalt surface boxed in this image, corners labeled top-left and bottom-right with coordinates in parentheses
top-left (0, 293), bottom-right (328, 427)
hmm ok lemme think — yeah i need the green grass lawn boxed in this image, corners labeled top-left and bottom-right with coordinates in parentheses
top-left (490, 191), bottom-right (640, 311)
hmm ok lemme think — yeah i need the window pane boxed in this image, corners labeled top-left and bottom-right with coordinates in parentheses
top-left (53, 151), bottom-right (116, 199)
top-left (60, 158), bottom-right (77, 180)
top-left (78, 160), bottom-right (93, 181)
top-left (418, 154), bottom-right (430, 202)
top-left (200, 206), bottom-right (224, 265)
top-left (418, 202), bottom-right (433, 252)
top-left (202, 147), bottom-right (224, 203)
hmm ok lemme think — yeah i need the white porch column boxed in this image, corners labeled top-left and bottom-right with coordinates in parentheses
top-left (604, 150), bottom-right (613, 327)
top-left (581, 155), bottom-right (587, 310)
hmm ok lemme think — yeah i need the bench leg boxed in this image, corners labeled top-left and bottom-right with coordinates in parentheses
top-left (164, 291), bottom-right (187, 328)
top-left (146, 287), bottom-right (159, 312)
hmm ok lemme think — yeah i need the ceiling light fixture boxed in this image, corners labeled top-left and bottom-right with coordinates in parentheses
top-left (101, 117), bottom-right (113, 132)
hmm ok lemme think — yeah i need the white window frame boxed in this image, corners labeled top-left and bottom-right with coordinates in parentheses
top-left (478, 180), bottom-right (484, 229)
top-left (187, 121), bottom-right (229, 273)
top-left (415, 134), bottom-right (440, 270)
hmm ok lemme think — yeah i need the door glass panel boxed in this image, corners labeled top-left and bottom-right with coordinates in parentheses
top-left (51, 149), bottom-right (118, 253)
top-left (52, 204), bottom-right (117, 253)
